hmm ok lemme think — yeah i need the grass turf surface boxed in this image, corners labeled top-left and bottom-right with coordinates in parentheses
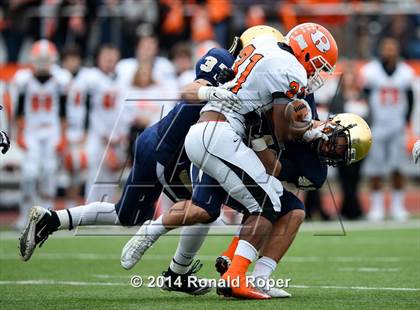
top-left (0, 225), bottom-right (419, 309)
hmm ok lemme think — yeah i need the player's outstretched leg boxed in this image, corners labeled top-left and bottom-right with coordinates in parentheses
top-left (19, 202), bottom-right (119, 261)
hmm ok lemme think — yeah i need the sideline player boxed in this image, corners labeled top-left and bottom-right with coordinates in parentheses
top-left (83, 44), bottom-right (127, 203)
top-left (122, 23), bottom-right (338, 299)
top-left (60, 46), bottom-right (90, 208)
top-left (13, 40), bottom-right (71, 229)
top-left (362, 37), bottom-right (415, 221)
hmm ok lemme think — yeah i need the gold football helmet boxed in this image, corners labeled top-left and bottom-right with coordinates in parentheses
top-left (317, 113), bottom-right (372, 166)
top-left (228, 25), bottom-right (285, 56)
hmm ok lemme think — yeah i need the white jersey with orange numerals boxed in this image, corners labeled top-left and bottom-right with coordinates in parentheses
top-left (66, 67), bottom-right (91, 143)
top-left (85, 68), bottom-right (125, 139)
top-left (361, 59), bottom-right (415, 132)
top-left (201, 35), bottom-right (307, 137)
top-left (12, 68), bottom-right (71, 137)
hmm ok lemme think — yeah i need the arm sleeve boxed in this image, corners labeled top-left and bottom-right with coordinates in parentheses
top-left (59, 95), bottom-right (67, 119)
top-left (16, 94), bottom-right (25, 117)
top-left (84, 93), bottom-right (91, 130)
top-left (406, 88), bottom-right (414, 123)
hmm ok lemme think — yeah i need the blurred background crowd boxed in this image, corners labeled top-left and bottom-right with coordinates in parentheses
top-left (0, 0), bottom-right (419, 228)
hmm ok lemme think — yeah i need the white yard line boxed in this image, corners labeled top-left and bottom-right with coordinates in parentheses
top-left (0, 279), bottom-right (418, 292)
top-left (0, 253), bottom-right (416, 262)
top-left (0, 280), bottom-right (125, 286)
top-left (0, 253), bottom-right (417, 262)
top-left (289, 285), bottom-right (420, 292)
top-left (338, 267), bottom-right (399, 272)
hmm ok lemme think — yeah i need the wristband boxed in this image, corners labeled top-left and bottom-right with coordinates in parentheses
top-left (251, 137), bottom-right (267, 152)
top-left (197, 86), bottom-right (211, 101)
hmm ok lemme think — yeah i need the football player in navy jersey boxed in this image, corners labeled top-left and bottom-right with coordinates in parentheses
top-left (18, 48), bottom-right (237, 278)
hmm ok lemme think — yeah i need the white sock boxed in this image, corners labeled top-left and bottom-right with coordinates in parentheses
top-left (391, 190), bottom-right (405, 211)
top-left (56, 201), bottom-right (120, 230)
top-left (371, 191), bottom-right (384, 212)
top-left (252, 256), bottom-right (277, 279)
top-left (145, 215), bottom-right (170, 242)
top-left (234, 240), bottom-right (258, 262)
top-left (169, 224), bottom-right (211, 274)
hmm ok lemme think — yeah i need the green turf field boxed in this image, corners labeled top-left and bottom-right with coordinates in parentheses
top-left (1, 223), bottom-right (419, 310)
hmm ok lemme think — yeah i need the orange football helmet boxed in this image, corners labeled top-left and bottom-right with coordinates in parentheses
top-left (286, 23), bottom-right (338, 93)
top-left (30, 39), bottom-right (58, 73)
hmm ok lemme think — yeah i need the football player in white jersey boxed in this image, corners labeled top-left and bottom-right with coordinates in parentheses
top-left (13, 40), bottom-right (71, 228)
top-left (84, 44), bottom-right (127, 203)
top-left (61, 46), bottom-right (90, 208)
top-left (184, 23), bottom-right (337, 299)
top-left (361, 37), bottom-right (415, 221)
top-left (121, 23), bottom-right (338, 299)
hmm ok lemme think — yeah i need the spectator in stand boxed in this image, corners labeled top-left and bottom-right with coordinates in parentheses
top-left (159, 0), bottom-right (189, 53)
top-left (207, 0), bottom-right (231, 47)
top-left (170, 42), bottom-right (194, 88)
top-left (116, 33), bottom-right (178, 94)
top-left (1, 1), bottom-right (41, 62)
top-left (329, 64), bottom-right (369, 220)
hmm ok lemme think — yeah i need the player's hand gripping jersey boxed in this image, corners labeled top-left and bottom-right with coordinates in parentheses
top-left (202, 35), bottom-right (307, 137)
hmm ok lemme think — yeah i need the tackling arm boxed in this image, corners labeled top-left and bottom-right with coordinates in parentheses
top-left (180, 79), bottom-right (242, 112)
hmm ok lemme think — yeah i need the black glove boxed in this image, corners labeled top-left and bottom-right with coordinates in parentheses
top-left (217, 67), bottom-right (235, 85)
top-left (0, 130), bottom-right (10, 154)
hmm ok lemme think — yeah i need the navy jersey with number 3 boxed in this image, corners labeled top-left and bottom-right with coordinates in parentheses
top-left (148, 48), bottom-right (235, 166)
top-left (114, 48), bottom-right (234, 226)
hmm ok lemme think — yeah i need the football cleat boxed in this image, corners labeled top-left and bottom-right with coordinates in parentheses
top-left (121, 224), bottom-right (155, 270)
top-left (263, 286), bottom-right (292, 298)
top-left (215, 255), bottom-right (231, 276)
top-left (254, 276), bottom-right (292, 298)
top-left (217, 272), bottom-right (271, 299)
top-left (19, 206), bottom-right (60, 261)
top-left (161, 260), bottom-right (212, 295)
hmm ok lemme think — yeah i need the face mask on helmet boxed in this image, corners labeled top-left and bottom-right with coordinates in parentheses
top-left (316, 121), bottom-right (354, 167)
top-left (307, 55), bottom-right (335, 93)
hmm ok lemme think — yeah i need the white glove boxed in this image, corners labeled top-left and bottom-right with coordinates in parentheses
top-left (302, 125), bottom-right (328, 142)
top-left (413, 140), bottom-right (420, 164)
top-left (198, 85), bottom-right (242, 112)
top-left (251, 137), bottom-right (268, 152)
